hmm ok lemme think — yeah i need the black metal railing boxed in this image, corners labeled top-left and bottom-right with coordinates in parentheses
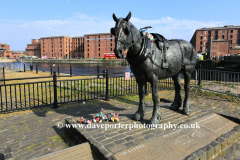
top-left (0, 71), bottom-right (174, 112)
top-left (191, 67), bottom-right (240, 101)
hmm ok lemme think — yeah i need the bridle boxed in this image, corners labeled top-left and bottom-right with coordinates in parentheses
top-left (116, 21), bottom-right (147, 50)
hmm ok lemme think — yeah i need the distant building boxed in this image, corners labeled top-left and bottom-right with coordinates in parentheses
top-left (0, 43), bottom-right (12, 57)
top-left (71, 36), bottom-right (84, 58)
top-left (26, 33), bottom-right (128, 59)
top-left (84, 33), bottom-right (115, 59)
top-left (26, 39), bottom-right (41, 58)
top-left (40, 36), bottom-right (72, 59)
top-left (190, 25), bottom-right (240, 57)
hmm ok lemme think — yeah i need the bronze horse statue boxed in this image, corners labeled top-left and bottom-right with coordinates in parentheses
top-left (110, 12), bottom-right (196, 124)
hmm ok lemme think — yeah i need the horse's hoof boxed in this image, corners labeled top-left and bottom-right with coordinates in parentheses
top-left (170, 103), bottom-right (180, 111)
top-left (133, 112), bottom-right (143, 121)
top-left (182, 109), bottom-right (190, 115)
top-left (148, 117), bottom-right (161, 125)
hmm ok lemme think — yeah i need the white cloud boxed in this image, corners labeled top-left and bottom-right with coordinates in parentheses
top-left (130, 17), bottom-right (225, 40)
top-left (0, 13), bottom-right (226, 51)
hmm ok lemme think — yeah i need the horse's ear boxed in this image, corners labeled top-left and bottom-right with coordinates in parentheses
top-left (113, 13), bottom-right (118, 22)
top-left (125, 11), bottom-right (131, 22)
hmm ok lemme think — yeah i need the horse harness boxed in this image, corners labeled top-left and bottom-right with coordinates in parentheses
top-left (126, 33), bottom-right (188, 71)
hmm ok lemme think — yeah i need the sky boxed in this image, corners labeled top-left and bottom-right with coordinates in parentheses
top-left (0, 0), bottom-right (240, 51)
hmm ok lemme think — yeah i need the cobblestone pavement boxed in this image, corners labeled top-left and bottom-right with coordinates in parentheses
top-left (0, 89), bottom-right (239, 160)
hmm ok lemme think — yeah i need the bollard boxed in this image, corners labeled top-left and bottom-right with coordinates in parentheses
top-left (58, 66), bottom-right (59, 75)
top-left (105, 70), bottom-right (110, 101)
top-left (97, 65), bottom-right (99, 78)
top-left (24, 64), bottom-right (25, 72)
top-left (3, 67), bottom-right (5, 85)
top-left (36, 65), bottom-right (38, 74)
top-left (70, 66), bottom-right (72, 77)
top-left (50, 66), bottom-right (52, 75)
top-left (51, 71), bottom-right (60, 109)
top-left (30, 65), bottom-right (33, 71)
top-left (103, 70), bottom-right (107, 78)
top-left (198, 64), bottom-right (201, 86)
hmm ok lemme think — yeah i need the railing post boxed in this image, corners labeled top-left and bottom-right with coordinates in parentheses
top-left (52, 71), bottom-right (59, 109)
top-left (105, 70), bottom-right (110, 101)
top-left (194, 69), bottom-right (197, 87)
top-left (3, 67), bottom-right (5, 85)
top-left (70, 66), bottom-right (72, 77)
top-left (36, 65), bottom-right (38, 74)
top-left (50, 66), bottom-right (52, 75)
top-left (97, 65), bottom-right (99, 78)
top-left (24, 64), bottom-right (25, 72)
top-left (198, 64), bottom-right (201, 86)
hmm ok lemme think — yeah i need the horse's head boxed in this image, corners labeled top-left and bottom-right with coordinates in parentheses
top-left (110, 11), bottom-right (132, 58)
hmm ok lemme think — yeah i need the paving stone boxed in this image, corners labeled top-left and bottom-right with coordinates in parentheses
top-left (104, 143), bottom-right (115, 149)
top-left (16, 151), bottom-right (32, 160)
top-left (124, 141), bottom-right (137, 148)
top-left (114, 139), bottom-right (126, 145)
top-left (108, 144), bottom-right (127, 154)
top-left (202, 145), bottom-right (214, 160)
top-left (20, 138), bottom-right (32, 146)
top-left (144, 134), bottom-right (154, 140)
top-left (4, 147), bottom-right (11, 154)
top-left (235, 150), bottom-right (240, 157)
top-left (92, 133), bottom-right (106, 138)
top-left (95, 136), bottom-right (106, 142)
top-left (183, 153), bottom-right (198, 160)
top-left (193, 149), bottom-right (206, 160)
top-left (225, 152), bottom-right (233, 160)
top-left (134, 137), bottom-right (145, 144)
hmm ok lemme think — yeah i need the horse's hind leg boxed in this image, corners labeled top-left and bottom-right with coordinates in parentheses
top-left (170, 74), bottom-right (182, 110)
top-left (134, 81), bottom-right (146, 121)
top-left (182, 67), bottom-right (193, 115)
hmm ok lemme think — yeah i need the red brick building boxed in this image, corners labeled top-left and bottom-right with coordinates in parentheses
top-left (190, 25), bottom-right (240, 57)
top-left (40, 36), bottom-right (72, 59)
top-left (0, 43), bottom-right (10, 50)
top-left (26, 39), bottom-right (41, 57)
top-left (27, 33), bottom-right (121, 59)
top-left (71, 36), bottom-right (84, 58)
top-left (0, 43), bottom-right (12, 57)
top-left (84, 33), bottom-right (115, 58)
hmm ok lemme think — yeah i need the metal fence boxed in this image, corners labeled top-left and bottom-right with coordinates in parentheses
top-left (191, 68), bottom-right (240, 101)
top-left (0, 71), bottom-right (173, 112)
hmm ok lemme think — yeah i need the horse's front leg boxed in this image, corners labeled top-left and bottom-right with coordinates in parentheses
top-left (149, 75), bottom-right (161, 124)
top-left (134, 81), bottom-right (146, 121)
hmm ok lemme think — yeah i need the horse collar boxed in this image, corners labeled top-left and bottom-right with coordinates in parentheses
top-left (126, 35), bottom-right (151, 65)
